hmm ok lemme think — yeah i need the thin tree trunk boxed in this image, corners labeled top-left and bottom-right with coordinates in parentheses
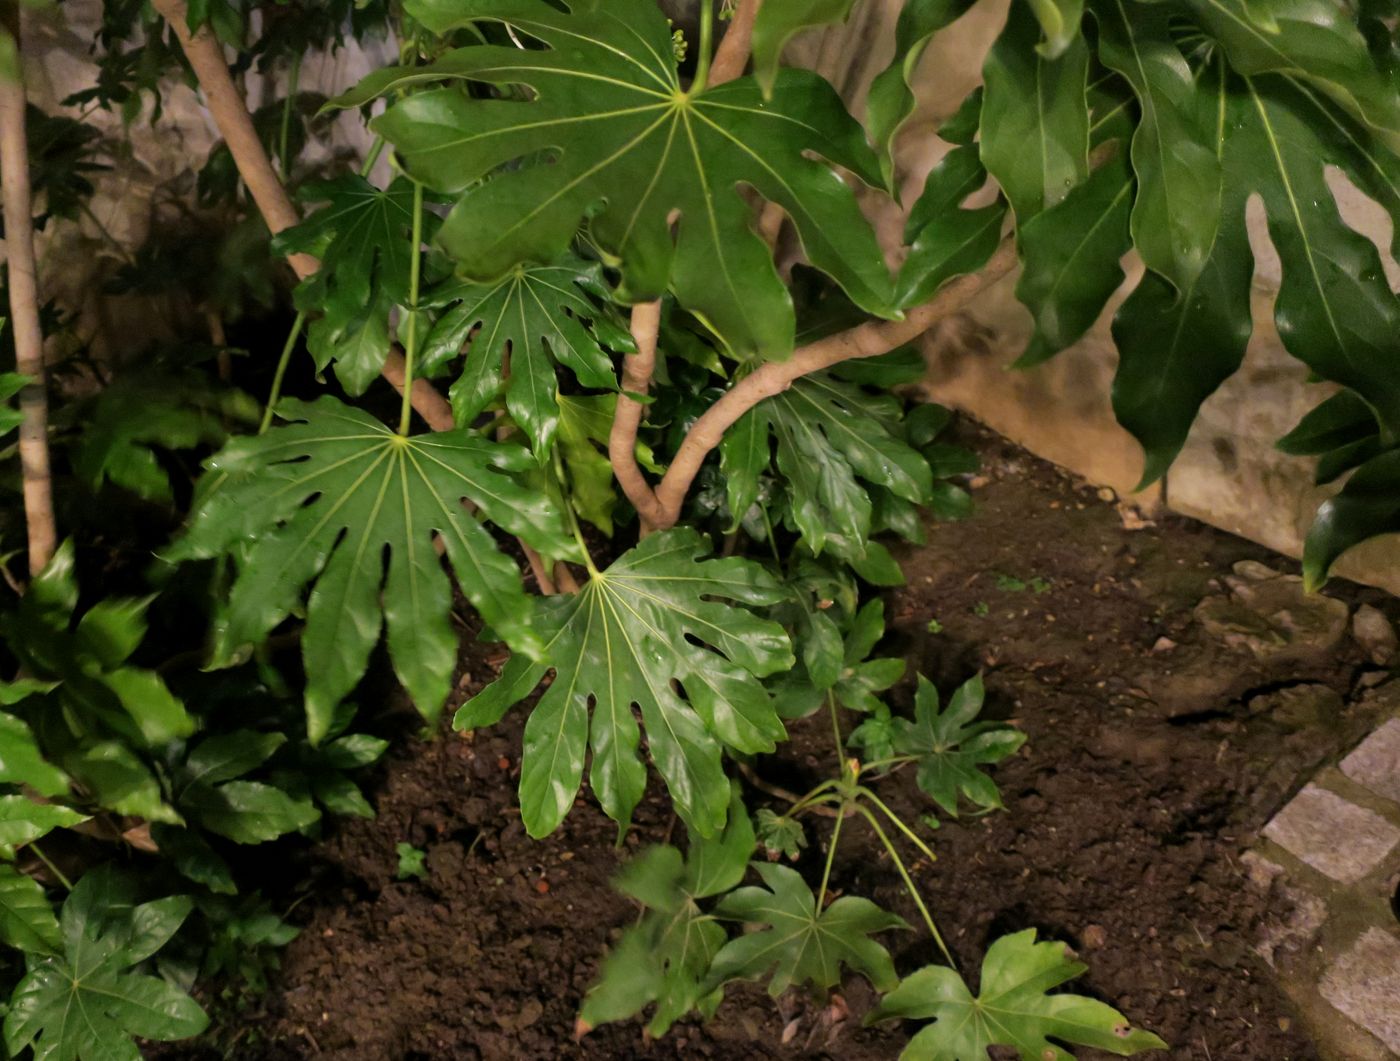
top-left (0, 2), bottom-right (56, 575)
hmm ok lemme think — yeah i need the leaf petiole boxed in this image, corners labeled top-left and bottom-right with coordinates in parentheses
top-left (855, 804), bottom-right (955, 970)
top-left (259, 311), bottom-right (306, 434)
top-left (397, 179), bottom-right (425, 436)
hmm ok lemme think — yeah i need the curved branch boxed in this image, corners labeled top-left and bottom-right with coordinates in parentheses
top-left (651, 240), bottom-right (1019, 528)
top-left (610, 300), bottom-right (667, 528)
top-left (0, 3), bottom-right (56, 574)
top-left (151, 0), bottom-right (454, 432)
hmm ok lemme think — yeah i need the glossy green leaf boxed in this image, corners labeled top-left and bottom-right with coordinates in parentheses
top-left (1183, 0), bottom-right (1400, 145)
top-left (892, 674), bottom-right (1025, 816)
top-left (339, 0), bottom-right (893, 359)
top-left (0, 864), bottom-right (60, 954)
top-left (181, 730), bottom-right (286, 789)
top-left (709, 862), bottom-right (907, 994)
top-left (0, 711), bottom-right (68, 797)
top-left (65, 742), bottom-right (180, 824)
top-left (421, 256), bottom-right (626, 455)
top-left (149, 825), bottom-right (236, 896)
top-left (1278, 390), bottom-right (1379, 455)
top-left (275, 176), bottom-right (422, 395)
top-left (0, 797), bottom-right (88, 860)
top-left (1110, 64), bottom-right (1252, 486)
top-left (1013, 152), bottom-right (1132, 368)
top-left (165, 396), bottom-right (576, 742)
top-left (866, 928), bottom-right (1166, 1059)
top-left (867, 0), bottom-right (979, 174)
top-left (898, 145), bottom-right (1007, 309)
top-left (751, 0), bottom-right (856, 94)
top-left (579, 787), bottom-right (753, 1036)
top-left (4, 871), bottom-right (207, 1061)
top-left (980, 2), bottom-right (1090, 224)
top-left (181, 780), bottom-right (320, 844)
top-left (1093, 0), bottom-right (1222, 289)
top-left (755, 809), bottom-right (807, 861)
top-left (456, 528), bottom-right (791, 838)
top-left (1303, 448), bottom-right (1400, 589)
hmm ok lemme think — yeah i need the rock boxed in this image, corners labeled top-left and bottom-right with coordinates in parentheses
top-left (1194, 565), bottom-right (1349, 663)
top-left (1263, 784), bottom-right (1400, 883)
top-left (1340, 718), bottom-right (1400, 804)
top-left (1320, 928), bottom-right (1400, 1053)
top-left (1150, 636), bottom-right (1177, 653)
top-left (1247, 684), bottom-right (1344, 732)
top-left (1080, 924), bottom-right (1108, 950)
top-left (1352, 604), bottom-right (1399, 666)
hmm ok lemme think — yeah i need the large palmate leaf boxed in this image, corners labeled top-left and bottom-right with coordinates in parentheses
top-left (336, 0), bottom-right (893, 359)
top-left (273, 176), bottom-right (425, 394)
top-left (456, 528), bottom-right (792, 839)
top-left (579, 786), bottom-right (753, 1037)
top-left (980, 2), bottom-right (1090, 224)
top-left (1092, 0), bottom-right (1222, 290)
top-left (165, 396), bottom-right (576, 743)
top-left (3, 870), bottom-right (207, 1061)
top-left (708, 862), bottom-right (907, 995)
top-left (419, 255), bottom-right (629, 453)
top-left (723, 371), bottom-right (933, 563)
top-left (891, 674), bottom-right (1025, 817)
top-left (867, 929), bottom-right (1166, 1060)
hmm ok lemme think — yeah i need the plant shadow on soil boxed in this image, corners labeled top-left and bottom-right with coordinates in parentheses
top-left (159, 423), bottom-right (1396, 1061)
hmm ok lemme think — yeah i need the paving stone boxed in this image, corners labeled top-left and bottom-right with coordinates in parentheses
top-left (1342, 719), bottom-right (1400, 806)
top-left (1263, 784), bottom-right (1400, 883)
top-left (1320, 928), bottom-right (1400, 1054)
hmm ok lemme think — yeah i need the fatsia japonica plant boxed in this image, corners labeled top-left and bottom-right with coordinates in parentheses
top-left (1, 0), bottom-right (1398, 1053)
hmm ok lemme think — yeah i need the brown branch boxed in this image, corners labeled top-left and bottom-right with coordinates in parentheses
top-left (711, 0), bottom-right (763, 84)
top-left (151, 0), bottom-right (454, 432)
top-left (651, 239), bottom-right (1019, 528)
top-left (0, 3), bottom-right (56, 575)
top-left (610, 300), bottom-right (666, 529)
top-left (606, 3), bottom-right (763, 531)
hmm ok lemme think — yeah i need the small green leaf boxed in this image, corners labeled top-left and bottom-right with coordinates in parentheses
top-left (149, 825), bottom-right (236, 896)
top-left (755, 809), bottom-right (807, 861)
top-left (0, 797), bottom-right (87, 860)
top-left (0, 711), bottom-right (69, 797)
top-left (0, 864), bottom-right (60, 954)
top-left (710, 862), bottom-right (908, 994)
top-left (396, 842), bottom-right (429, 880)
top-left (751, 0), bottom-right (857, 94)
top-left (182, 780), bottom-right (320, 844)
top-left (867, 928), bottom-right (1167, 1059)
top-left (1304, 448), bottom-right (1400, 589)
top-left (421, 255), bottom-right (625, 454)
top-left (182, 730), bottom-right (287, 788)
top-left (66, 742), bottom-right (181, 824)
top-left (893, 674), bottom-right (1025, 816)
top-left (1025, 0), bottom-right (1085, 58)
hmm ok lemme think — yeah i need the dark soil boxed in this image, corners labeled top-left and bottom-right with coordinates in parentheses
top-left (165, 424), bottom-right (1393, 1061)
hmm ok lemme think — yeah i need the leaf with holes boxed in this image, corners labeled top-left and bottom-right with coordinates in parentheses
top-left (165, 396), bottom-right (576, 743)
top-left (866, 928), bottom-right (1166, 1059)
top-left (892, 674), bottom-right (1025, 817)
top-left (708, 862), bottom-right (907, 995)
top-left (419, 255), bottom-right (629, 453)
top-left (274, 176), bottom-right (427, 394)
top-left (579, 785), bottom-right (753, 1036)
top-left (455, 528), bottom-right (791, 839)
top-left (335, 0), bottom-right (893, 359)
